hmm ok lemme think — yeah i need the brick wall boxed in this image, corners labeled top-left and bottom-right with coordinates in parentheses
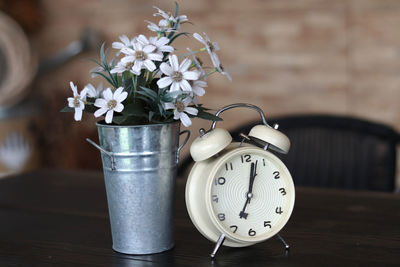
top-left (29, 0), bottom-right (400, 170)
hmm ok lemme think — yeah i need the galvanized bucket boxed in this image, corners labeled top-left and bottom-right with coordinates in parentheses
top-left (87, 121), bottom-right (190, 254)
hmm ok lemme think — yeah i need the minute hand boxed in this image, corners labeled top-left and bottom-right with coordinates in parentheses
top-left (239, 161), bottom-right (258, 219)
top-left (247, 160), bottom-right (257, 203)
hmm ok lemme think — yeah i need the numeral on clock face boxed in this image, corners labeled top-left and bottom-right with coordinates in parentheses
top-left (225, 163), bottom-right (233, 171)
top-left (209, 150), bottom-right (293, 242)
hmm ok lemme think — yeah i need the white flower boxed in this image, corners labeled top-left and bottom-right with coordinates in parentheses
top-left (84, 83), bottom-right (103, 98)
top-left (216, 63), bottom-right (232, 82)
top-left (137, 35), bottom-right (174, 55)
top-left (193, 32), bottom-right (220, 68)
top-left (157, 54), bottom-right (200, 92)
top-left (67, 82), bottom-right (86, 121)
top-left (153, 6), bottom-right (188, 24)
top-left (110, 60), bottom-right (134, 74)
top-left (90, 66), bottom-right (104, 78)
top-left (117, 42), bottom-right (163, 75)
top-left (186, 48), bottom-right (206, 79)
top-left (112, 35), bottom-right (136, 55)
top-left (146, 20), bottom-right (175, 33)
top-left (164, 98), bottom-right (198, 127)
top-left (191, 80), bottom-right (207, 97)
top-left (94, 87), bottom-right (128, 124)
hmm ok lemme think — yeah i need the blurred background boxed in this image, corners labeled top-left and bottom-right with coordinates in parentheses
top-left (0, 0), bottom-right (399, 190)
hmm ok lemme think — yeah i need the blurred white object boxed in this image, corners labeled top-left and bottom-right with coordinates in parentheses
top-left (0, 132), bottom-right (32, 171)
top-left (0, 11), bottom-right (37, 108)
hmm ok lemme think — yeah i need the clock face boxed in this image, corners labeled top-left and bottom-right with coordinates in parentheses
top-left (206, 148), bottom-right (295, 243)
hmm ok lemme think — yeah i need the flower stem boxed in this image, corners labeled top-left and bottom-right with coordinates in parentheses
top-left (202, 68), bottom-right (217, 79)
top-left (178, 49), bottom-right (202, 59)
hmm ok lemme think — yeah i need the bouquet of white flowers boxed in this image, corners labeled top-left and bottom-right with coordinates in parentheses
top-left (62, 3), bottom-right (231, 127)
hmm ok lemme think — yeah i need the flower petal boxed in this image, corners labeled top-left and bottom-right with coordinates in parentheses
top-left (157, 77), bottom-right (173, 88)
top-left (183, 71), bottom-right (200, 80)
top-left (132, 61), bottom-right (142, 75)
top-left (84, 83), bottom-right (97, 97)
top-left (185, 106), bottom-right (198, 116)
top-left (120, 35), bottom-right (130, 45)
top-left (193, 33), bottom-right (205, 45)
top-left (74, 108), bottom-right (83, 121)
top-left (94, 107), bottom-right (108, 117)
top-left (117, 91), bottom-right (128, 103)
top-left (180, 80), bottom-right (192, 91)
top-left (156, 36), bottom-right (170, 46)
top-left (137, 34), bottom-right (149, 45)
top-left (159, 45), bottom-right (174, 53)
top-left (105, 110), bottom-right (114, 124)
top-left (70, 81), bottom-right (78, 95)
top-left (147, 53), bottom-right (163, 61)
top-left (114, 103), bottom-right (124, 113)
top-left (143, 44), bottom-right (156, 54)
top-left (94, 98), bottom-right (107, 108)
top-left (169, 54), bottom-right (179, 71)
top-left (179, 58), bottom-right (192, 72)
top-left (143, 59), bottom-right (156, 72)
top-left (179, 112), bottom-right (192, 127)
top-left (170, 82), bottom-right (180, 92)
top-left (164, 102), bottom-right (175, 110)
top-left (160, 63), bottom-right (174, 76)
top-left (102, 88), bottom-right (113, 101)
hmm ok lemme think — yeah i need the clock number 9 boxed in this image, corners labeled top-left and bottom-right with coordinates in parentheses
top-left (214, 177), bottom-right (226, 185)
top-left (248, 228), bottom-right (256, 236)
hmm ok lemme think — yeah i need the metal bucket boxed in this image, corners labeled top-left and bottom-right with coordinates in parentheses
top-left (88, 121), bottom-right (189, 254)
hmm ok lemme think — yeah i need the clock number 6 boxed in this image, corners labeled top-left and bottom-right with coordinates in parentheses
top-left (248, 228), bottom-right (256, 236)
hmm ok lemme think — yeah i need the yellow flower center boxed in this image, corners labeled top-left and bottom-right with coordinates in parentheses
top-left (108, 99), bottom-right (117, 109)
top-left (73, 96), bottom-right (81, 107)
top-left (135, 51), bottom-right (147, 61)
top-left (172, 71), bottom-right (183, 82)
top-left (175, 101), bottom-right (185, 112)
top-left (125, 61), bottom-right (134, 69)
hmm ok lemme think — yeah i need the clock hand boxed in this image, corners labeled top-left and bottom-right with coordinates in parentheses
top-left (247, 160), bottom-right (258, 204)
top-left (239, 161), bottom-right (257, 219)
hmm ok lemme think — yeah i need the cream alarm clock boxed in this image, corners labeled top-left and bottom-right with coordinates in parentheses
top-left (185, 103), bottom-right (295, 258)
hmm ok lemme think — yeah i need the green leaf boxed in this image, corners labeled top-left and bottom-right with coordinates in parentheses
top-left (195, 109), bottom-right (223, 121)
top-left (100, 42), bottom-right (107, 65)
top-left (122, 103), bottom-right (146, 117)
top-left (174, 1), bottom-right (179, 17)
top-left (169, 32), bottom-right (189, 44)
top-left (60, 106), bottom-right (73, 112)
top-left (92, 72), bottom-right (115, 87)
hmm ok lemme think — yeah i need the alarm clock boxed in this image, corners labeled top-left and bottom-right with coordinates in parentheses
top-left (185, 103), bottom-right (295, 257)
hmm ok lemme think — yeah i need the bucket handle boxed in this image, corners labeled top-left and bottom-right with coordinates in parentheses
top-left (86, 138), bottom-right (116, 171)
top-left (177, 130), bottom-right (190, 163)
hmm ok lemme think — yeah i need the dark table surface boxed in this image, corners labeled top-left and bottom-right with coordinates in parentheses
top-left (0, 169), bottom-right (399, 266)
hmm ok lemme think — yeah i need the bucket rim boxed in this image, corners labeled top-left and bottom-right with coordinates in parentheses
top-left (96, 120), bottom-right (180, 129)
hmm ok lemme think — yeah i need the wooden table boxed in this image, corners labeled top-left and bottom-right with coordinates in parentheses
top-left (0, 170), bottom-right (399, 266)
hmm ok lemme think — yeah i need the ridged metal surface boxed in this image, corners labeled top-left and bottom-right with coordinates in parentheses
top-left (96, 121), bottom-right (181, 254)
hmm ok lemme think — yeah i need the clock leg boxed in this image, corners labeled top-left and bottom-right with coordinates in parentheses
top-left (276, 234), bottom-right (290, 250)
top-left (210, 234), bottom-right (226, 259)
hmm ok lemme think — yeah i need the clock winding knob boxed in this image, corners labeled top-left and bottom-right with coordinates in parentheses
top-left (248, 125), bottom-right (290, 154)
top-left (190, 128), bottom-right (232, 162)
